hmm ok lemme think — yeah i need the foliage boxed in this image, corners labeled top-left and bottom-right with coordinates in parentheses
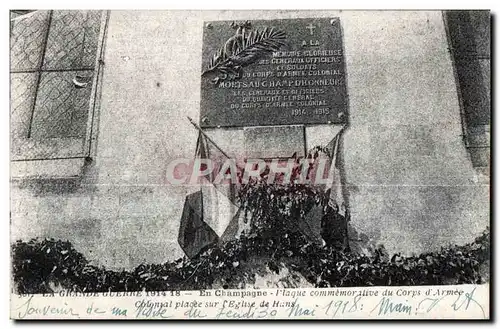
top-left (238, 177), bottom-right (323, 237)
top-left (11, 227), bottom-right (489, 294)
top-left (237, 146), bottom-right (335, 237)
top-left (11, 145), bottom-right (489, 293)
top-left (11, 238), bottom-right (89, 293)
top-left (11, 142), bottom-right (489, 293)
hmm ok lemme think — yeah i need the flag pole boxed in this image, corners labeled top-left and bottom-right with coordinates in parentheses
top-left (187, 116), bottom-right (231, 159)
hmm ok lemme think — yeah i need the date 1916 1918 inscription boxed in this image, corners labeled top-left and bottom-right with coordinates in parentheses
top-left (200, 18), bottom-right (348, 128)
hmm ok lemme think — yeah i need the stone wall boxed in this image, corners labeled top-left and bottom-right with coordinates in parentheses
top-left (10, 10), bottom-right (489, 269)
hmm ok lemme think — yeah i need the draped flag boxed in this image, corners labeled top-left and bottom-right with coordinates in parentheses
top-left (178, 122), bottom-right (242, 258)
top-left (178, 191), bottom-right (218, 258)
top-left (178, 117), bottom-right (349, 256)
top-left (298, 126), bottom-right (348, 248)
top-left (325, 128), bottom-right (347, 217)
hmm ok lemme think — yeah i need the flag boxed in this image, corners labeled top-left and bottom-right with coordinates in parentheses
top-left (298, 127), bottom-right (348, 247)
top-left (177, 191), bottom-right (219, 258)
top-left (196, 132), bottom-right (241, 239)
top-left (178, 129), bottom-right (242, 258)
top-left (324, 129), bottom-right (347, 217)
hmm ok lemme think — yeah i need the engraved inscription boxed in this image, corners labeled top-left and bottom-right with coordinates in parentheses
top-left (200, 18), bottom-right (348, 127)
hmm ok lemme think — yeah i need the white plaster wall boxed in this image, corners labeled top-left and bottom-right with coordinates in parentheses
top-left (340, 11), bottom-right (489, 253)
top-left (10, 10), bottom-right (489, 269)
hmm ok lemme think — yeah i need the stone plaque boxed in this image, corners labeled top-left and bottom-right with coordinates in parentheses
top-left (200, 18), bottom-right (348, 128)
top-left (244, 125), bottom-right (305, 159)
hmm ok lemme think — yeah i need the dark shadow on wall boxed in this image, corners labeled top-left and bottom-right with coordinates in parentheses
top-left (443, 10), bottom-right (491, 170)
top-left (335, 16), bottom-right (356, 251)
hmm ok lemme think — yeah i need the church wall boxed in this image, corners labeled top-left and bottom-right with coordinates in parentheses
top-left (10, 10), bottom-right (489, 269)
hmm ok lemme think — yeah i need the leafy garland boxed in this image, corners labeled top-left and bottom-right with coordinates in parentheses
top-left (11, 142), bottom-right (489, 293)
top-left (11, 228), bottom-right (489, 293)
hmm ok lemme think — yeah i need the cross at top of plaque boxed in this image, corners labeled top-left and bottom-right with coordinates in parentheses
top-left (200, 18), bottom-right (348, 128)
top-left (306, 23), bottom-right (316, 35)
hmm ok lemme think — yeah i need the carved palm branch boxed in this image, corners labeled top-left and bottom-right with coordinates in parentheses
top-left (202, 27), bottom-right (286, 83)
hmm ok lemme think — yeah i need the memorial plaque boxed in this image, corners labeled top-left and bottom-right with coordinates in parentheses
top-left (200, 18), bottom-right (348, 128)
